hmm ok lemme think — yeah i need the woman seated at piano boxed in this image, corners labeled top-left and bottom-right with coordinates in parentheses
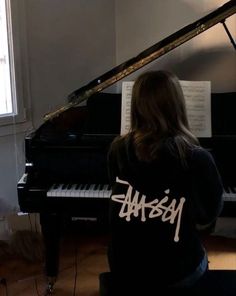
top-left (105, 70), bottom-right (223, 294)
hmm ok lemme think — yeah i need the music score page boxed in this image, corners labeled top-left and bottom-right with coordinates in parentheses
top-left (120, 80), bottom-right (211, 138)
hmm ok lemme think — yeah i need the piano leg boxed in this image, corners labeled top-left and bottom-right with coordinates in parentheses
top-left (40, 213), bottom-right (63, 281)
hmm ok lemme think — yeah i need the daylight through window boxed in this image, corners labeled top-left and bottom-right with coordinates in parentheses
top-left (0, 0), bottom-right (15, 117)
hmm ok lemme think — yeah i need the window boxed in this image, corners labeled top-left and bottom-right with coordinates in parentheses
top-left (0, 0), bottom-right (30, 133)
top-left (0, 0), bottom-right (14, 116)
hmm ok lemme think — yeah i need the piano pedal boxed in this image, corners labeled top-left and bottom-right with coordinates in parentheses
top-left (44, 286), bottom-right (54, 296)
top-left (44, 276), bottom-right (56, 296)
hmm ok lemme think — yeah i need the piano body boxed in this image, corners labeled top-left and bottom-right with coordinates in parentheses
top-left (18, 92), bottom-right (121, 218)
top-left (17, 0), bottom-right (236, 283)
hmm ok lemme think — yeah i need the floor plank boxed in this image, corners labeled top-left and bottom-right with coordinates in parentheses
top-left (0, 228), bottom-right (236, 295)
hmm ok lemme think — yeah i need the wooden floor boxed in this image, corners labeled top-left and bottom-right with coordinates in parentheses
top-left (0, 222), bottom-right (236, 296)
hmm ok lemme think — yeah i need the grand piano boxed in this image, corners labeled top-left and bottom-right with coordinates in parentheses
top-left (17, 0), bottom-right (236, 288)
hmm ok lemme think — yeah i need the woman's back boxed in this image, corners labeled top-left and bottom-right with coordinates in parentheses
top-left (106, 70), bottom-right (223, 289)
top-left (108, 135), bottom-right (220, 286)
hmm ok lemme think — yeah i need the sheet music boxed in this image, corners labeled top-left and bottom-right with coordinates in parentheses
top-left (121, 81), bottom-right (134, 135)
top-left (120, 80), bottom-right (211, 138)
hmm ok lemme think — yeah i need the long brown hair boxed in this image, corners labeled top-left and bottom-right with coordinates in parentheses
top-left (129, 70), bottom-right (199, 163)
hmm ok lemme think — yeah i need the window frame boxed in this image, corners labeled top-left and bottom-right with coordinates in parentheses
top-left (0, 0), bottom-right (31, 135)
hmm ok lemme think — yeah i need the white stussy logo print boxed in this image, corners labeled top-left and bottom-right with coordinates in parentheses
top-left (111, 177), bottom-right (186, 242)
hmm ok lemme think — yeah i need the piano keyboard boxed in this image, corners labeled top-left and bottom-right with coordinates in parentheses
top-left (223, 186), bottom-right (236, 201)
top-left (46, 183), bottom-right (236, 201)
top-left (47, 183), bottom-right (112, 198)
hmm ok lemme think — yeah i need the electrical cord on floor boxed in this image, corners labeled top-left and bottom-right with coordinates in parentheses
top-left (34, 278), bottom-right (41, 296)
top-left (28, 213), bottom-right (33, 231)
top-left (0, 277), bottom-right (8, 296)
top-left (73, 238), bottom-right (79, 296)
top-left (34, 213), bottom-right (38, 233)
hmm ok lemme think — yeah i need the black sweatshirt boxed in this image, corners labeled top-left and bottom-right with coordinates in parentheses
top-left (107, 135), bottom-right (223, 287)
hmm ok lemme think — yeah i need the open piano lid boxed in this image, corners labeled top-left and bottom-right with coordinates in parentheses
top-left (32, 0), bottom-right (236, 146)
top-left (42, 0), bottom-right (236, 123)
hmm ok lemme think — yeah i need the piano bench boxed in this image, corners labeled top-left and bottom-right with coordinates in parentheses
top-left (99, 270), bottom-right (236, 296)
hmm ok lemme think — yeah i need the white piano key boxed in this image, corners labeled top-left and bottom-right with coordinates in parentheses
top-left (86, 184), bottom-right (94, 197)
top-left (80, 184), bottom-right (89, 197)
top-left (64, 184), bottom-right (74, 197)
top-left (70, 184), bottom-right (80, 197)
top-left (98, 184), bottom-right (105, 198)
top-left (100, 184), bottom-right (108, 198)
top-left (64, 184), bottom-right (73, 197)
top-left (57, 184), bottom-right (69, 197)
top-left (93, 184), bottom-right (101, 197)
top-left (102, 184), bottom-right (112, 198)
top-left (47, 183), bottom-right (62, 197)
top-left (87, 184), bottom-right (96, 198)
top-left (223, 186), bottom-right (236, 202)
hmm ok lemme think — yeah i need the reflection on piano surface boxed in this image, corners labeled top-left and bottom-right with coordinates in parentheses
top-left (17, 0), bottom-right (236, 286)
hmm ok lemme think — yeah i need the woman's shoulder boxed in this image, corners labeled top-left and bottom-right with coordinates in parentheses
top-left (190, 145), bottom-right (216, 168)
top-left (191, 145), bottom-right (212, 157)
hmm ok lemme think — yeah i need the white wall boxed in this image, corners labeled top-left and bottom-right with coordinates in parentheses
top-left (0, 133), bottom-right (25, 214)
top-left (26, 0), bottom-right (116, 128)
top-left (0, 0), bottom-right (116, 216)
top-left (115, 0), bottom-right (236, 92)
